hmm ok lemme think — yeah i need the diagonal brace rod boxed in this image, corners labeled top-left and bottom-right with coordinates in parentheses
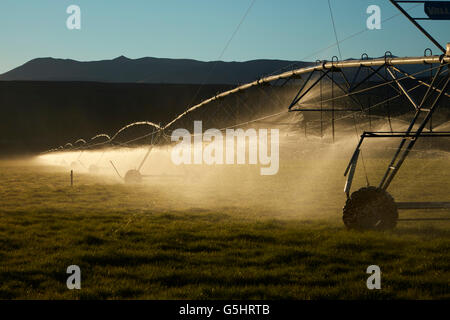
top-left (386, 67), bottom-right (419, 110)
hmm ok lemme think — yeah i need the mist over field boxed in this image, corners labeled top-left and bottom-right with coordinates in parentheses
top-left (0, 53), bottom-right (449, 300)
top-left (1, 117), bottom-right (449, 299)
top-left (33, 116), bottom-right (450, 220)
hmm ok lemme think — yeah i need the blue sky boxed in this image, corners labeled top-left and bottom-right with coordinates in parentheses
top-left (0, 0), bottom-right (449, 73)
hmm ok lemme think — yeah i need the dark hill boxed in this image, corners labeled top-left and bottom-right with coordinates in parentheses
top-left (0, 56), bottom-right (311, 84)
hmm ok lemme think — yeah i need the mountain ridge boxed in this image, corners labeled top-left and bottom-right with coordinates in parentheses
top-left (0, 56), bottom-right (312, 84)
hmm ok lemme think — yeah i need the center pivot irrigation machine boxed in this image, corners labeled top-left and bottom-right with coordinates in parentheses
top-left (47, 0), bottom-right (450, 230)
top-left (288, 1), bottom-right (450, 230)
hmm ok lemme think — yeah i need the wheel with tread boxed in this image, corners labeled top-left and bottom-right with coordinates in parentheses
top-left (343, 186), bottom-right (398, 230)
top-left (124, 170), bottom-right (142, 184)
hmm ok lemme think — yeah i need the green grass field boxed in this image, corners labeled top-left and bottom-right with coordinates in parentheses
top-left (0, 147), bottom-right (449, 299)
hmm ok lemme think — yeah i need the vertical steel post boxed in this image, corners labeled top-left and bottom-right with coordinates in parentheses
top-left (385, 66), bottom-right (393, 133)
top-left (429, 60), bottom-right (433, 132)
top-left (320, 75), bottom-right (323, 138)
top-left (331, 69), bottom-right (335, 143)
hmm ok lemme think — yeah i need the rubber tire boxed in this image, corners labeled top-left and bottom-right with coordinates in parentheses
top-left (124, 170), bottom-right (142, 184)
top-left (343, 186), bottom-right (398, 231)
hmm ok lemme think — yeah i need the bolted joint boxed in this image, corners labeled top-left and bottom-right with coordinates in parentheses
top-left (446, 43), bottom-right (450, 56)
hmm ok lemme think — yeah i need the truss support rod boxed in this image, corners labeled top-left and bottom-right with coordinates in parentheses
top-left (339, 69), bottom-right (367, 112)
top-left (429, 64), bottom-right (433, 132)
top-left (137, 130), bottom-right (163, 172)
top-left (386, 67), bottom-right (419, 110)
top-left (344, 148), bottom-right (360, 198)
top-left (349, 66), bottom-right (363, 91)
top-left (390, 65), bottom-right (450, 99)
top-left (389, 0), bottom-right (446, 54)
top-left (343, 130), bottom-right (450, 181)
top-left (418, 65), bottom-right (448, 109)
top-left (344, 136), bottom-right (365, 176)
top-left (320, 76), bottom-right (323, 137)
top-left (331, 70), bottom-right (335, 142)
top-left (378, 64), bottom-right (444, 188)
top-left (367, 65), bottom-right (403, 96)
top-left (349, 65), bottom-right (385, 93)
top-left (110, 161), bottom-right (123, 180)
top-left (323, 71), bottom-right (367, 113)
top-left (288, 71), bottom-right (315, 110)
top-left (280, 77), bottom-right (293, 87)
top-left (290, 108), bottom-right (361, 112)
top-left (137, 145), bottom-right (153, 172)
top-left (380, 74), bottom-right (450, 190)
top-left (363, 131), bottom-right (450, 138)
top-left (289, 70), bottom-right (332, 110)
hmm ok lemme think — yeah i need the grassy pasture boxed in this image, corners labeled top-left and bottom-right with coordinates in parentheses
top-left (0, 150), bottom-right (449, 299)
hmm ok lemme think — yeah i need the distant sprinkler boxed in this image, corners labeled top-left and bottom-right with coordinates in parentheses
top-left (74, 139), bottom-right (87, 145)
top-left (124, 169), bottom-right (143, 184)
top-left (91, 134), bottom-right (111, 142)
